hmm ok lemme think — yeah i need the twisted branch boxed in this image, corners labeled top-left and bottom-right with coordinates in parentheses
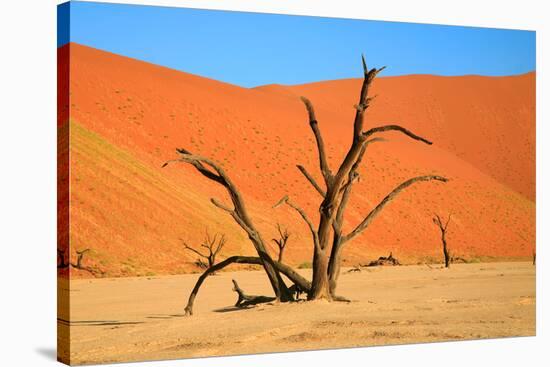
top-left (300, 97), bottom-right (332, 185)
top-left (344, 175), bottom-right (449, 243)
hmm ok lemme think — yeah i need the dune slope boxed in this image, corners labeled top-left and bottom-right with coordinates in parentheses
top-left (61, 43), bottom-right (535, 278)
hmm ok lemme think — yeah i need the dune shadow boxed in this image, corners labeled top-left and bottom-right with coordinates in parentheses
top-left (35, 347), bottom-right (56, 361)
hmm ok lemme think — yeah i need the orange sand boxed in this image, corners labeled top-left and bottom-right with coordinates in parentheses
top-left (59, 43), bottom-right (535, 278)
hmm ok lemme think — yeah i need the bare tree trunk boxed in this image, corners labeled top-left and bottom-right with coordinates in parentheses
top-left (442, 236), bottom-right (451, 268)
top-left (434, 214), bottom-right (452, 268)
top-left (327, 233), bottom-right (343, 296)
top-left (309, 246), bottom-right (331, 300)
top-left (273, 195), bottom-right (331, 300)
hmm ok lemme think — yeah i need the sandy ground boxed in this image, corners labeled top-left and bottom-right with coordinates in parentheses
top-left (59, 262), bottom-right (535, 365)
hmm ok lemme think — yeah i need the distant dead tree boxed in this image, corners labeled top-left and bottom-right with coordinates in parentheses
top-left (72, 248), bottom-right (91, 269)
top-left (164, 55), bottom-right (447, 315)
top-left (183, 230), bottom-right (226, 269)
top-left (533, 250), bottom-right (536, 266)
top-left (433, 214), bottom-right (452, 268)
top-left (271, 223), bottom-right (290, 263)
top-left (57, 247), bottom-right (104, 276)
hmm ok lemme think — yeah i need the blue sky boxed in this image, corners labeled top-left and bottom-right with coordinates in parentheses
top-left (58, 1), bottom-right (536, 87)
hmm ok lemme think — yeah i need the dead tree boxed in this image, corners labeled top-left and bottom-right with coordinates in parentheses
top-left (433, 214), bottom-right (452, 268)
top-left (165, 55), bottom-right (448, 314)
top-left (58, 248), bottom-right (104, 276)
top-left (533, 250), bottom-right (536, 266)
top-left (275, 56), bottom-right (448, 300)
top-left (183, 230), bottom-right (226, 269)
top-left (272, 223), bottom-right (290, 263)
top-left (72, 248), bottom-right (90, 269)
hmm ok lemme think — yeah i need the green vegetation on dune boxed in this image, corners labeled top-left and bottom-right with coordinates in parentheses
top-left (68, 120), bottom-right (251, 277)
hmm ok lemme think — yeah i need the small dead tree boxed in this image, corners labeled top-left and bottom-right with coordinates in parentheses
top-left (272, 223), bottom-right (290, 263)
top-left (533, 250), bottom-right (536, 266)
top-left (433, 214), bottom-right (452, 268)
top-left (72, 248), bottom-right (91, 269)
top-left (58, 248), bottom-right (104, 276)
top-left (183, 230), bottom-right (226, 269)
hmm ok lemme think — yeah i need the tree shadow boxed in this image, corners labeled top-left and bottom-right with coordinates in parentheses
top-left (212, 306), bottom-right (253, 313)
top-left (58, 318), bottom-right (144, 326)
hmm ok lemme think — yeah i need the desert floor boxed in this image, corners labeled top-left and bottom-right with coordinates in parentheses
top-left (61, 262), bottom-right (535, 365)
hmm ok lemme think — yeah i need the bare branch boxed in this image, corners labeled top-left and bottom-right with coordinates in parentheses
top-left (165, 149), bottom-right (259, 232)
top-left (296, 165), bottom-right (326, 197)
top-left (344, 175), bottom-right (448, 243)
top-left (353, 56), bottom-right (385, 139)
top-left (183, 242), bottom-right (209, 258)
top-left (363, 125), bottom-right (433, 145)
top-left (330, 61), bottom-right (387, 190)
top-left (214, 235), bottom-right (226, 255)
top-left (300, 96), bottom-right (333, 184)
top-left (210, 198), bottom-right (233, 213)
top-left (273, 196), bottom-right (320, 252)
top-left (444, 213), bottom-right (452, 231)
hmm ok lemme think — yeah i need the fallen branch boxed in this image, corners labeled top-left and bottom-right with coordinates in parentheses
top-left (232, 279), bottom-right (276, 307)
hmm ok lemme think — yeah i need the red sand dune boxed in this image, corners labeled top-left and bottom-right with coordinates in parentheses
top-left (59, 43), bottom-right (535, 278)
